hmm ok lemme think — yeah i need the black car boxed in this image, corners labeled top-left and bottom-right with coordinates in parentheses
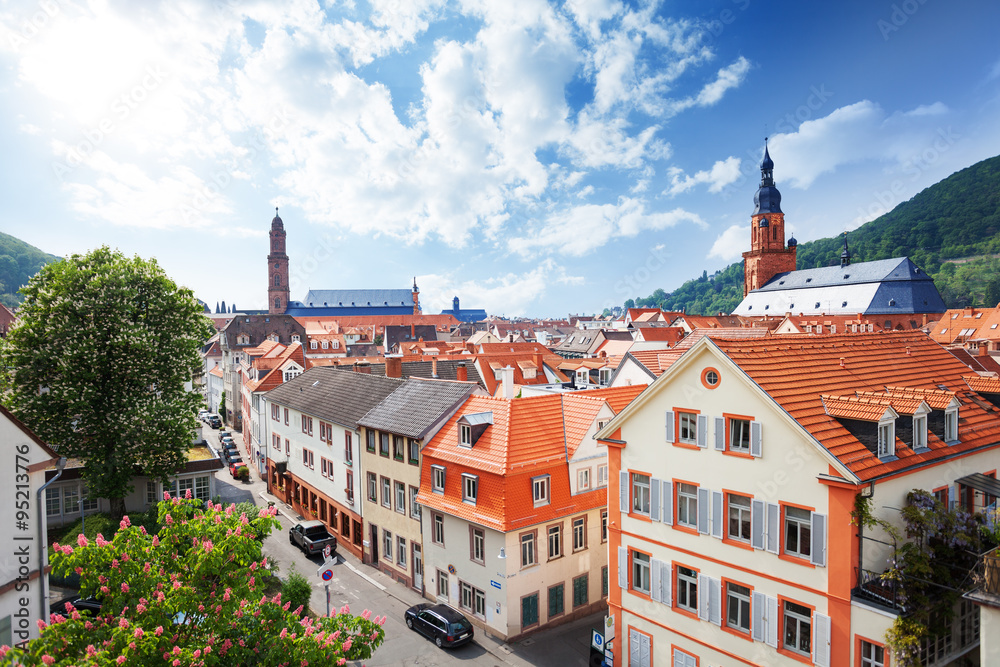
top-left (404, 603), bottom-right (474, 648)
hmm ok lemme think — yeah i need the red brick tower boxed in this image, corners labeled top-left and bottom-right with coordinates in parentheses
top-left (268, 208), bottom-right (290, 314)
top-left (742, 144), bottom-right (797, 296)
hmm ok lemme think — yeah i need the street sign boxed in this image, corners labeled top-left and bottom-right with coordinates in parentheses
top-left (323, 544), bottom-right (332, 560)
top-left (490, 580), bottom-right (501, 590)
top-left (317, 558), bottom-right (336, 582)
top-left (604, 614), bottom-right (615, 641)
top-left (591, 630), bottom-right (604, 652)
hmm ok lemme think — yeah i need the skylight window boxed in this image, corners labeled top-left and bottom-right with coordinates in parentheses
top-left (842, 301), bottom-right (848, 307)
top-left (805, 278), bottom-right (812, 283)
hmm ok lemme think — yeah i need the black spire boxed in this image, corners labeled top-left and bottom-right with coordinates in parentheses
top-left (271, 207), bottom-right (283, 230)
top-left (841, 233), bottom-right (851, 268)
top-left (753, 140), bottom-right (782, 215)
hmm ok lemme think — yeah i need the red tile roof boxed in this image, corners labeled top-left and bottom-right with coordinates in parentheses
top-left (964, 375), bottom-right (1000, 395)
top-left (626, 350), bottom-right (684, 377)
top-left (711, 332), bottom-right (1000, 481)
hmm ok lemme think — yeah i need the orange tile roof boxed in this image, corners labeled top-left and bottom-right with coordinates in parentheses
top-left (881, 386), bottom-right (957, 410)
top-left (418, 390), bottom-right (633, 531)
top-left (964, 375), bottom-right (1000, 394)
top-left (627, 350), bottom-right (684, 377)
top-left (821, 395), bottom-right (897, 422)
top-left (930, 307), bottom-right (1000, 345)
top-left (711, 332), bottom-right (1000, 481)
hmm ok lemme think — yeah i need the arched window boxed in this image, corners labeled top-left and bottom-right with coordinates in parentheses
top-left (274, 297), bottom-right (280, 309)
top-left (274, 274), bottom-right (281, 286)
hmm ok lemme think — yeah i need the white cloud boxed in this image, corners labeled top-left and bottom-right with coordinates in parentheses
top-left (508, 197), bottom-right (705, 257)
top-left (767, 99), bottom-right (958, 189)
top-left (666, 56), bottom-right (751, 116)
top-left (707, 224), bottom-right (747, 261)
top-left (667, 156), bottom-right (742, 195)
top-left (418, 259), bottom-right (582, 314)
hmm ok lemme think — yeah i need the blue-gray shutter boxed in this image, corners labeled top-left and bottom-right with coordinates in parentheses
top-left (750, 421), bottom-right (762, 457)
top-left (813, 612), bottom-right (831, 666)
top-left (660, 560), bottom-right (671, 605)
top-left (697, 415), bottom-right (708, 448)
top-left (766, 502), bottom-right (780, 554)
top-left (766, 596), bottom-right (779, 647)
top-left (697, 487), bottom-right (710, 535)
top-left (619, 471), bottom-right (629, 513)
top-left (697, 573), bottom-right (710, 621)
top-left (811, 512), bottom-right (827, 566)
top-left (618, 546), bottom-right (628, 589)
top-left (751, 499), bottom-right (765, 550)
top-left (708, 577), bottom-right (722, 626)
top-left (714, 417), bottom-right (725, 451)
top-left (650, 477), bottom-right (661, 522)
top-left (752, 591), bottom-right (766, 642)
top-left (651, 558), bottom-right (662, 603)
top-left (665, 411), bottom-right (674, 443)
top-left (711, 490), bottom-right (724, 539)
top-left (662, 480), bottom-right (673, 525)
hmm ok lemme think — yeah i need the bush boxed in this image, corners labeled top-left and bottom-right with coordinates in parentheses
top-left (282, 566), bottom-right (313, 617)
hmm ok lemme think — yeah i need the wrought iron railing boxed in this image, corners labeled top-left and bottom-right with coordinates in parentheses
top-left (853, 567), bottom-right (903, 611)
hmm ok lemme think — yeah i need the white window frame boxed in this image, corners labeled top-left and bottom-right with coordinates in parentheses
top-left (397, 536), bottom-right (406, 568)
top-left (631, 551), bottom-right (651, 595)
top-left (547, 524), bottom-right (562, 559)
top-left (532, 474), bottom-right (550, 506)
top-left (462, 473), bottom-right (478, 504)
top-left (784, 505), bottom-right (812, 559)
top-left (459, 423), bottom-right (472, 447)
top-left (728, 493), bottom-right (752, 542)
top-left (860, 640), bottom-right (886, 667)
top-left (944, 407), bottom-right (959, 442)
top-left (632, 473), bottom-right (650, 515)
top-left (677, 482), bottom-right (698, 528)
top-left (878, 419), bottom-right (895, 458)
top-left (520, 531), bottom-right (536, 567)
top-left (578, 468), bottom-right (590, 491)
top-left (471, 527), bottom-right (485, 564)
top-left (572, 516), bottom-right (586, 551)
top-left (394, 481), bottom-right (406, 514)
top-left (725, 582), bottom-right (752, 634)
top-left (729, 417), bottom-right (751, 453)
top-left (913, 413), bottom-right (928, 449)
top-left (431, 465), bottom-right (445, 493)
top-left (676, 565), bottom-right (697, 613)
top-left (782, 600), bottom-right (813, 657)
top-left (678, 412), bottom-right (698, 445)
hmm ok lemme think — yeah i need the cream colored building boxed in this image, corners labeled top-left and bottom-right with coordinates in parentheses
top-left (599, 331), bottom-right (997, 667)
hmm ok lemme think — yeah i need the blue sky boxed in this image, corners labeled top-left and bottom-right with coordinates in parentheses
top-left (1, 0), bottom-right (999, 317)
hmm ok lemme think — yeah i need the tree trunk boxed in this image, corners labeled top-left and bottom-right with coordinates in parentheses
top-left (109, 496), bottom-right (127, 521)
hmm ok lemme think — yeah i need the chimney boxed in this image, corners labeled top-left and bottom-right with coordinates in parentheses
top-left (533, 352), bottom-right (543, 374)
top-left (457, 361), bottom-right (468, 382)
top-left (980, 344), bottom-right (989, 357)
top-left (411, 323), bottom-right (416, 339)
top-left (385, 355), bottom-right (402, 378)
top-left (354, 361), bottom-right (371, 374)
top-left (500, 365), bottom-right (515, 399)
top-left (431, 355), bottom-right (439, 378)
top-left (905, 346), bottom-right (911, 356)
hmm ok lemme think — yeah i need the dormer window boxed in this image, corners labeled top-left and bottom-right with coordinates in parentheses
top-left (878, 420), bottom-right (895, 458)
top-left (310, 340), bottom-right (317, 349)
top-left (457, 412), bottom-right (492, 447)
top-left (460, 424), bottom-right (472, 447)
top-left (322, 340), bottom-right (329, 349)
top-left (237, 334), bottom-right (249, 345)
top-left (291, 334), bottom-right (300, 343)
top-left (599, 368), bottom-right (612, 385)
top-left (945, 407), bottom-right (959, 442)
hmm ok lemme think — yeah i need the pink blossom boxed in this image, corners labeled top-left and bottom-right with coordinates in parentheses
top-left (301, 661), bottom-right (309, 667)
top-left (128, 642), bottom-right (135, 651)
top-left (185, 488), bottom-right (192, 499)
top-left (337, 659), bottom-right (346, 666)
top-left (75, 566), bottom-right (83, 575)
top-left (96, 533), bottom-right (109, 547)
top-left (121, 583), bottom-right (129, 593)
top-left (203, 539), bottom-right (214, 553)
top-left (173, 646), bottom-right (182, 656)
top-left (139, 526), bottom-right (147, 535)
top-left (133, 628), bottom-right (143, 639)
top-left (371, 630), bottom-right (379, 640)
top-left (119, 617), bottom-right (129, 629)
top-left (193, 649), bottom-right (201, 658)
top-left (118, 655), bottom-right (127, 664)
top-left (203, 645), bottom-right (211, 655)
top-left (280, 628), bottom-right (288, 639)
top-left (111, 559), bottom-right (119, 569)
top-left (339, 604), bottom-right (350, 614)
top-left (41, 656), bottom-right (55, 666)
top-left (223, 588), bottom-right (231, 601)
top-left (120, 515), bottom-right (131, 529)
top-left (198, 604), bottom-right (205, 612)
top-left (172, 660), bottom-right (180, 667)
top-left (136, 604), bottom-right (146, 614)
top-left (155, 626), bottom-right (164, 636)
top-left (0, 647), bottom-right (8, 660)
top-left (36, 620), bottom-right (47, 631)
top-left (98, 575), bottom-right (107, 584)
top-left (152, 535), bottom-right (160, 546)
top-left (143, 562), bottom-right (151, 574)
top-left (361, 609), bottom-right (371, 620)
top-left (164, 514), bottom-right (173, 525)
top-left (77, 533), bottom-right (89, 547)
top-left (100, 586), bottom-right (109, 595)
top-left (343, 639), bottom-right (352, 651)
top-left (173, 581), bottom-right (181, 590)
top-left (86, 645), bottom-right (97, 657)
top-left (163, 491), bottom-right (171, 500)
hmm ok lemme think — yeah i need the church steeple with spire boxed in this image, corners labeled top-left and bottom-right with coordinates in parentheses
top-left (268, 207), bottom-right (290, 314)
top-left (742, 142), bottom-right (797, 296)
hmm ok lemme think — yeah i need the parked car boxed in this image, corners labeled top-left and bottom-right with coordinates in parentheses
top-left (404, 603), bottom-right (474, 648)
top-left (207, 415), bottom-right (221, 428)
top-left (219, 430), bottom-right (231, 439)
top-left (288, 521), bottom-right (337, 557)
top-left (222, 449), bottom-right (241, 465)
top-left (229, 462), bottom-right (248, 479)
top-left (221, 436), bottom-right (235, 447)
top-left (198, 409), bottom-right (209, 421)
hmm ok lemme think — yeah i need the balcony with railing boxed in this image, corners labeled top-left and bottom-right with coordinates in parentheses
top-left (853, 567), bottom-right (905, 613)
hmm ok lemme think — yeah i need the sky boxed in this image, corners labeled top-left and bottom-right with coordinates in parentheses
top-left (1, 0), bottom-right (999, 318)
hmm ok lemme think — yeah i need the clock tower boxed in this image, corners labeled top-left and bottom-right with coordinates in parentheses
top-left (742, 144), bottom-right (797, 296)
top-left (268, 208), bottom-right (290, 314)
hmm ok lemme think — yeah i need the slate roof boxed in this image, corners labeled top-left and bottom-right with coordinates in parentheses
top-left (222, 314), bottom-right (306, 348)
top-left (358, 378), bottom-right (477, 439)
top-left (265, 366), bottom-right (404, 427)
top-left (344, 359), bottom-right (484, 386)
top-left (711, 332), bottom-right (1000, 481)
top-left (733, 257), bottom-right (946, 316)
top-left (300, 289), bottom-right (414, 308)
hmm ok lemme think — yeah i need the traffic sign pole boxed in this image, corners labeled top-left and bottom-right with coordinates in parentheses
top-left (326, 584), bottom-right (330, 617)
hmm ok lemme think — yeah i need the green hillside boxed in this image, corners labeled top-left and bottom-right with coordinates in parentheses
top-left (628, 154), bottom-right (1000, 314)
top-left (0, 232), bottom-right (61, 309)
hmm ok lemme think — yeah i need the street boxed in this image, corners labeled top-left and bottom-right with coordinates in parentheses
top-left (205, 425), bottom-right (605, 667)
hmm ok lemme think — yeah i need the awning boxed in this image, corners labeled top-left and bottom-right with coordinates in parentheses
top-left (956, 472), bottom-right (1000, 497)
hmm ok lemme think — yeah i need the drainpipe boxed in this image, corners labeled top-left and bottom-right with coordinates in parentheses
top-left (38, 456), bottom-right (68, 623)
top-left (857, 482), bottom-right (875, 586)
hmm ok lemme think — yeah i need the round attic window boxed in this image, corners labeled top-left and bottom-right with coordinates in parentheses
top-left (702, 367), bottom-right (720, 389)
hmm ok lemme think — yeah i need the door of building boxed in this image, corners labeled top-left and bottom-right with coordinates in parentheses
top-left (369, 524), bottom-right (379, 563)
top-left (413, 543), bottom-right (423, 590)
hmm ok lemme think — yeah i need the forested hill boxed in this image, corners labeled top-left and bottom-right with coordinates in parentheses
top-left (628, 154), bottom-right (1000, 315)
top-left (0, 232), bottom-right (61, 309)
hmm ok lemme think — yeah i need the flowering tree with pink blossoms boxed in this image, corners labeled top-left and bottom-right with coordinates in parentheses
top-left (0, 496), bottom-right (385, 666)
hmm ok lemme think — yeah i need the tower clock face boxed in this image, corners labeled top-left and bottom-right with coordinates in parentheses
top-left (274, 263), bottom-right (279, 268)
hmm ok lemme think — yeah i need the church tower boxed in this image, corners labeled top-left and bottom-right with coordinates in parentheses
top-left (742, 144), bottom-right (797, 296)
top-left (268, 208), bottom-right (290, 314)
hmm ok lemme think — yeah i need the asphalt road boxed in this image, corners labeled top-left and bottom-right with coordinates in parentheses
top-left (205, 424), bottom-right (603, 667)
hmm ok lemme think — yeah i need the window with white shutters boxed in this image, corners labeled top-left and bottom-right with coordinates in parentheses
top-left (812, 612), bottom-right (831, 667)
top-left (672, 648), bottom-right (697, 667)
top-left (629, 628), bottom-right (651, 667)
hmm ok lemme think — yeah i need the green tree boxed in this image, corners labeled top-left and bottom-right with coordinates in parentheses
top-left (0, 247), bottom-right (213, 518)
top-left (219, 390), bottom-right (227, 424)
top-left (1, 497), bottom-right (385, 665)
